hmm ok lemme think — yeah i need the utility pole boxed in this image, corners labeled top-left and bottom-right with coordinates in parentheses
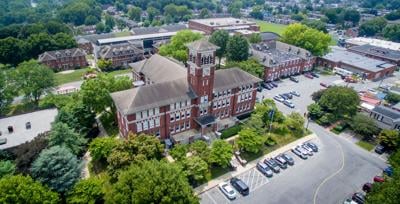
top-left (305, 112), bottom-right (310, 130)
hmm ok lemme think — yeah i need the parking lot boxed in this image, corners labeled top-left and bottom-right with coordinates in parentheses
top-left (200, 72), bottom-right (393, 204)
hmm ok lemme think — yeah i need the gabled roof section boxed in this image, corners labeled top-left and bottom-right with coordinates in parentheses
top-left (98, 43), bottom-right (144, 59)
top-left (372, 105), bottom-right (400, 120)
top-left (38, 48), bottom-right (86, 62)
top-left (111, 78), bottom-right (197, 115)
top-left (214, 68), bottom-right (262, 91)
top-left (186, 39), bottom-right (219, 51)
top-left (130, 54), bottom-right (187, 83)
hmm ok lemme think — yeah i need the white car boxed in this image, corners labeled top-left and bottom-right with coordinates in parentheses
top-left (219, 182), bottom-right (237, 200)
top-left (273, 95), bottom-right (284, 103)
top-left (297, 145), bottom-right (311, 156)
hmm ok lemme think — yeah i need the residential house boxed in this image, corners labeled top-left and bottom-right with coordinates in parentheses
top-left (38, 48), bottom-right (88, 71)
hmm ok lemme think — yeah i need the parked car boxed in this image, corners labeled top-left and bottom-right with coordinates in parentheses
top-left (290, 91), bottom-right (300, 97)
top-left (262, 82), bottom-right (271, 90)
top-left (257, 86), bottom-right (262, 92)
top-left (304, 142), bottom-right (318, 152)
top-left (0, 138), bottom-right (6, 145)
top-left (270, 81), bottom-right (278, 87)
top-left (374, 145), bottom-right (385, 155)
top-left (362, 183), bottom-right (372, 193)
top-left (281, 153), bottom-right (295, 166)
top-left (352, 192), bottom-right (365, 204)
top-left (373, 176), bottom-right (385, 183)
top-left (304, 73), bottom-right (314, 79)
top-left (264, 158), bottom-right (280, 173)
top-left (274, 95), bottom-right (285, 103)
top-left (301, 144), bottom-right (314, 156)
top-left (320, 82), bottom-right (328, 88)
top-left (311, 72), bottom-right (320, 78)
top-left (283, 100), bottom-right (295, 108)
top-left (279, 94), bottom-right (289, 100)
top-left (292, 147), bottom-right (307, 159)
top-left (230, 177), bottom-right (249, 196)
top-left (383, 166), bottom-right (393, 177)
top-left (343, 198), bottom-right (358, 204)
top-left (219, 182), bottom-right (237, 200)
top-left (296, 146), bottom-right (311, 157)
top-left (256, 161), bottom-right (273, 177)
top-left (290, 76), bottom-right (299, 83)
top-left (274, 155), bottom-right (288, 169)
top-left (283, 93), bottom-right (293, 99)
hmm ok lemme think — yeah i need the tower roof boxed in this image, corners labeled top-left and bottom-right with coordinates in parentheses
top-left (186, 39), bottom-right (219, 51)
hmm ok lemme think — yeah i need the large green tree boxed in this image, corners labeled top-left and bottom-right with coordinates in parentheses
top-left (359, 17), bottom-right (387, 37)
top-left (182, 156), bottom-right (209, 184)
top-left (0, 175), bottom-right (59, 204)
top-left (89, 137), bottom-right (120, 162)
top-left (158, 30), bottom-right (202, 62)
top-left (0, 37), bottom-right (28, 65)
top-left (31, 146), bottom-right (83, 193)
top-left (48, 122), bottom-right (87, 155)
top-left (378, 129), bottom-right (400, 149)
top-left (128, 6), bottom-right (142, 21)
top-left (209, 30), bottom-right (229, 67)
top-left (226, 59), bottom-right (264, 78)
top-left (226, 35), bottom-right (249, 61)
top-left (209, 139), bottom-right (233, 167)
top-left (67, 177), bottom-right (105, 204)
top-left (318, 86), bottom-right (360, 118)
top-left (55, 101), bottom-right (96, 135)
top-left (169, 144), bottom-right (188, 161)
top-left (0, 69), bottom-right (15, 115)
top-left (350, 113), bottom-right (380, 140)
top-left (12, 60), bottom-right (55, 105)
top-left (80, 74), bottom-right (131, 113)
top-left (189, 140), bottom-right (210, 163)
top-left (385, 92), bottom-right (400, 104)
top-left (106, 160), bottom-right (198, 204)
top-left (285, 112), bottom-right (305, 137)
top-left (281, 23), bottom-right (331, 56)
top-left (237, 128), bottom-right (266, 153)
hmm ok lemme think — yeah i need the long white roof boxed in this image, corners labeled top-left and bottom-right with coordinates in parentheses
top-left (346, 37), bottom-right (400, 51)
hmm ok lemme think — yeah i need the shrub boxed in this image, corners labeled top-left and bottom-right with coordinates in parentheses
top-left (221, 125), bottom-right (242, 139)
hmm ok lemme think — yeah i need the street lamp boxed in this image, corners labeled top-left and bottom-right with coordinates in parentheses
top-left (304, 112), bottom-right (310, 130)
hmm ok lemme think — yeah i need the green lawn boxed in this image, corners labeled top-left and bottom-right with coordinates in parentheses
top-left (106, 69), bottom-right (132, 77)
top-left (356, 140), bottom-right (375, 151)
top-left (55, 68), bottom-right (89, 85)
top-left (256, 21), bottom-right (288, 35)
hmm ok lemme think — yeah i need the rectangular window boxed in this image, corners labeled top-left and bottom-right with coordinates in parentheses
top-left (176, 125), bottom-right (179, 131)
top-left (181, 112), bottom-right (185, 119)
top-left (136, 112), bottom-right (142, 120)
top-left (170, 127), bottom-right (174, 133)
top-left (143, 121), bottom-right (148, 130)
top-left (170, 115), bottom-right (174, 122)
top-left (155, 130), bottom-right (160, 136)
top-left (186, 121), bottom-right (190, 129)
top-left (175, 113), bottom-right (180, 120)
top-left (186, 110), bottom-right (190, 117)
top-left (155, 118), bottom-right (160, 127)
top-left (155, 108), bottom-right (159, 115)
top-left (170, 104), bottom-right (174, 111)
top-left (181, 124), bottom-right (184, 130)
top-left (149, 120), bottom-right (154, 128)
top-left (137, 122), bottom-right (142, 132)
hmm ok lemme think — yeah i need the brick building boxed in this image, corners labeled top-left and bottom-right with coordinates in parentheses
top-left (251, 41), bottom-right (315, 81)
top-left (111, 40), bottom-right (261, 143)
top-left (188, 17), bottom-right (260, 35)
top-left (38, 48), bottom-right (88, 71)
top-left (96, 42), bottom-right (144, 68)
top-left (348, 44), bottom-right (400, 66)
top-left (318, 47), bottom-right (396, 81)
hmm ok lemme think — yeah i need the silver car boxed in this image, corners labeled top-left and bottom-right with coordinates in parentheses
top-left (219, 182), bottom-right (237, 200)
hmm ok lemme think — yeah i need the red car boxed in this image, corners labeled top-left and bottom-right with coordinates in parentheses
top-left (304, 73), bottom-right (314, 79)
top-left (373, 176), bottom-right (385, 183)
top-left (320, 82), bottom-right (328, 87)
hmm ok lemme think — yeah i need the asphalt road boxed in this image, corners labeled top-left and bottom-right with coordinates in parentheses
top-left (200, 73), bottom-right (395, 204)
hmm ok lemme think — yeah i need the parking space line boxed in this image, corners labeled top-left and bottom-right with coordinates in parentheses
top-left (250, 169), bottom-right (256, 190)
top-left (204, 191), bottom-right (217, 204)
top-left (254, 169), bottom-right (261, 189)
top-left (214, 187), bottom-right (231, 203)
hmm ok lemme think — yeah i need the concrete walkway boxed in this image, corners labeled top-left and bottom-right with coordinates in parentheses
top-left (195, 133), bottom-right (317, 195)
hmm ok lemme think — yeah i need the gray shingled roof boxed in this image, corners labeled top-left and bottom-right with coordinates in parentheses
top-left (98, 43), bottom-right (144, 59)
top-left (186, 39), bottom-right (219, 51)
top-left (372, 105), bottom-right (400, 120)
top-left (214, 68), bottom-right (262, 91)
top-left (38, 48), bottom-right (86, 62)
top-left (131, 24), bottom-right (187, 35)
top-left (111, 78), bottom-right (197, 114)
top-left (130, 54), bottom-right (187, 83)
top-left (260, 32), bottom-right (280, 41)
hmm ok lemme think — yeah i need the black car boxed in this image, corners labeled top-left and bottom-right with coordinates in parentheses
top-left (230, 177), bottom-right (249, 196)
top-left (362, 183), bottom-right (372, 193)
top-left (311, 72), bottom-right (320, 78)
top-left (292, 148), bottom-right (307, 160)
top-left (290, 76), bottom-right (299, 83)
top-left (270, 82), bottom-right (278, 87)
top-left (262, 82), bottom-right (271, 90)
top-left (283, 93), bottom-right (293, 99)
top-left (304, 142), bottom-right (318, 152)
top-left (274, 156), bottom-right (288, 169)
top-left (279, 94), bottom-right (289, 100)
top-left (256, 162), bottom-right (273, 177)
top-left (281, 153), bottom-right (295, 166)
top-left (352, 192), bottom-right (365, 204)
top-left (375, 145), bottom-right (385, 154)
top-left (264, 158), bottom-right (280, 173)
top-left (257, 86), bottom-right (262, 92)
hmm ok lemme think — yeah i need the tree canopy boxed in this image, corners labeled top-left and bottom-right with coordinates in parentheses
top-left (159, 30), bottom-right (202, 62)
top-left (0, 69), bottom-right (15, 115)
top-left (48, 122), bottom-right (87, 155)
top-left (0, 175), bottom-right (59, 204)
top-left (237, 128), bottom-right (266, 153)
top-left (0, 160), bottom-right (15, 178)
top-left (89, 137), bottom-right (120, 162)
top-left (209, 139), bottom-right (233, 167)
top-left (318, 86), bottom-right (360, 118)
top-left (209, 30), bottom-right (229, 67)
top-left (106, 160), bottom-right (198, 204)
top-left (378, 129), bottom-right (400, 149)
top-left (359, 17), bottom-right (387, 37)
top-left (350, 113), bottom-right (379, 140)
top-left (31, 146), bottom-right (83, 193)
top-left (67, 177), bottom-right (105, 204)
top-left (226, 35), bottom-right (249, 61)
top-left (281, 23), bottom-right (331, 56)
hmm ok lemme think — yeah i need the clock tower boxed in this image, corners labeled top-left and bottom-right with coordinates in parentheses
top-left (186, 39), bottom-right (219, 118)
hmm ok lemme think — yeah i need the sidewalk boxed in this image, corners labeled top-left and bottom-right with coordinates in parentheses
top-left (194, 133), bottom-right (317, 195)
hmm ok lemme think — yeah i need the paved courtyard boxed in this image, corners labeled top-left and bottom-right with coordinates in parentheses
top-left (200, 72), bottom-right (396, 204)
